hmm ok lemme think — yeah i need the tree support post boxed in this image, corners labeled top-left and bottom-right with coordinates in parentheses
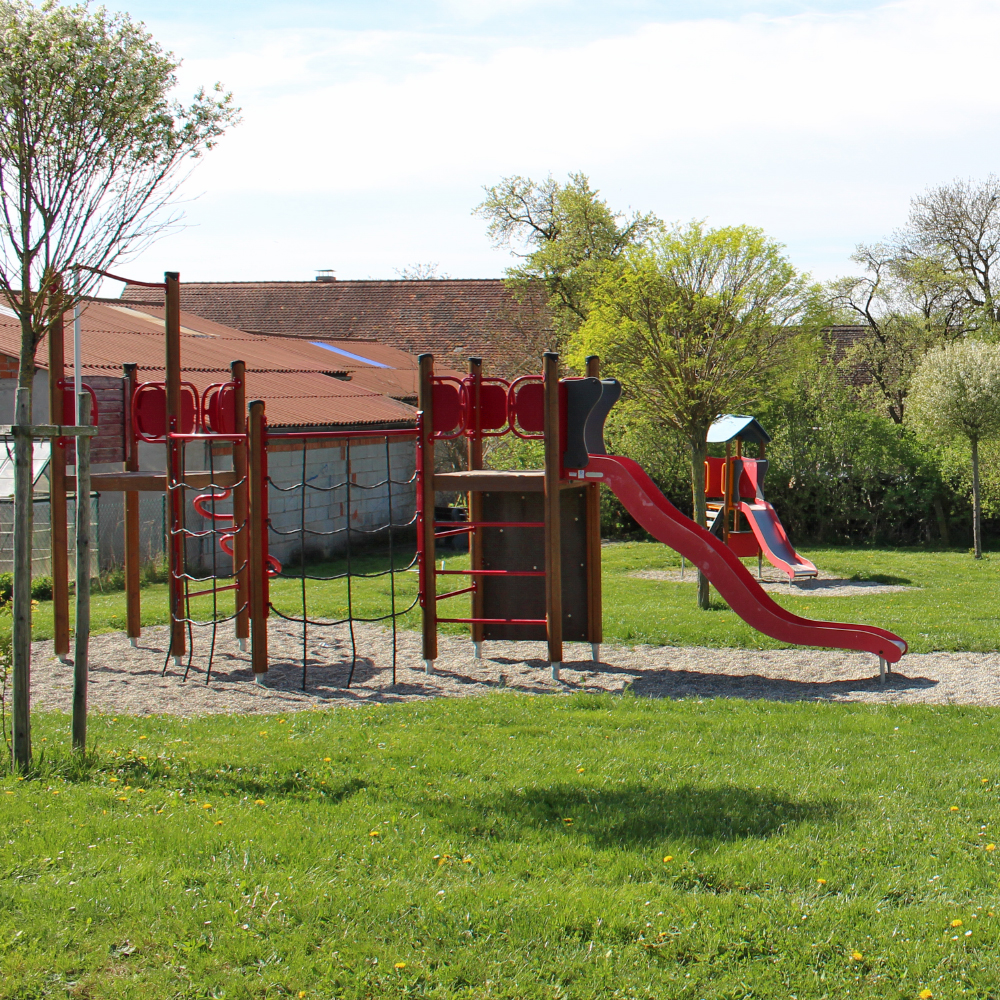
top-left (585, 355), bottom-right (602, 664)
top-left (49, 292), bottom-right (70, 663)
top-left (12, 388), bottom-right (33, 770)
top-left (247, 399), bottom-right (268, 676)
top-left (543, 351), bottom-right (563, 679)
top-left (72, 393), bottom-right (92, 751)
top-left (232, 360), bottom-right (250, 650)
top-left (417, 354), bottom-right (437, 673)
top-left (123, 363), bottom-right (141, 645)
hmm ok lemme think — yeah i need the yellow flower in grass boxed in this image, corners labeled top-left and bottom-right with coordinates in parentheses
top-left (369, 830), bottom-right (380, 837)
top-left (214, 820), bottom-right (223, 826)
top-left (254, 799), bottom-right (265, 805)
top-left (323, 757), bottom-right (331, 762)
top-left (987, 844), bottom-right (996, 852)
top-left (202, 803), bottom-right (212, 810)
top-left (394, 962), bottom-right (406, 969)
top-left (950, 806), bottom-right (959, 812)
top-left (919, 990), bottom-right (934, 999)
top-left (850, 951), bottom-right (863, 961)
top-left (817, 878), bottom-right (827, 885)
top-left (951, 919), bottom-right (963, 928)
top-left (663, 856), bottom-right (673, 863)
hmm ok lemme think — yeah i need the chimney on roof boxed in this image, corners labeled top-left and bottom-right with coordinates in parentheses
top-left (315, 269), bottom-right (337, 283)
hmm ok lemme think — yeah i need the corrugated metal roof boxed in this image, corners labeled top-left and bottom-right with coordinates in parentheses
top-left (0, 299), bottom-right (428, 427)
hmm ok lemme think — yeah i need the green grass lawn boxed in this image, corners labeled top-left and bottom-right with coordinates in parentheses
top-left (2, 697), bottom-right (999, 998)
top-left (18, 543), bottom-right (1000, 655)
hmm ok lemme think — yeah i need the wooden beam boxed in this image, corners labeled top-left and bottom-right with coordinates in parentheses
top-left (165, 271), bottom-right (185, 660)
top-left (418, 354), bottom-right (437, 671)
top-left (48, 287), bottom-right (69, 661)
top-left (585, 355), bottom-right (602, 659)
top-left (467, 358), bottom-right (484, 653)
top-left (543, 351), bottom-right (563, 676)
top-left (123, 364), bottom-right (141, 643)
top-left (65, 470), bottom-right (239, 492)
top-left (247, 399), bottom-right (268, 674)
top-left (231, 360), bottom-right (250, 645)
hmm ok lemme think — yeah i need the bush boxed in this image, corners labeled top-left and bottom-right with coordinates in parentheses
top-left (31, 576), bottom-right (52, 601)
top-left (0, 573), bottom-right (11, 604)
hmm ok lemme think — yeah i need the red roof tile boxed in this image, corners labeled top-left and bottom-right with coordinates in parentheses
top-left (120, 278), bottom-right (533, 370)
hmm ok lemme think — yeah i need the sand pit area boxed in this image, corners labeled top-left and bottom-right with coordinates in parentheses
top-left (10, 621), bottom-right (1000, 715)
top-left (631, 567), bottom-right (917, 597)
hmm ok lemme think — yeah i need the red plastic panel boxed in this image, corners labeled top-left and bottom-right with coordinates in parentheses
top-left (737, 459), bottom-right (761, 500)
top-left (514, 382), bottom-right (544, 433)
top-left (727, 531), bottom-right (760, 558)
top-left (133, 384), bottom-right (197, 439)
top-left (432, 382), bottom-right (462, 434)
top-left (704, 456), bottom-right (726, 498)
top-left (480, 383), bottom-right (508, 430)
top-left (205, 384), bottom-right (237, 434)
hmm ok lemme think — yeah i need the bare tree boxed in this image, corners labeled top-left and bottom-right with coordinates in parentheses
top-left (830, 243), bottom-right (967, 423)
top-left (0, 0), bottom-right (238, 769)
top-left (899, 175), bottom-right (1000, 330)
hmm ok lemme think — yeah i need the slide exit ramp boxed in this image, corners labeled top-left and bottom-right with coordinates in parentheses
top-left (582, 454), bottom-right (906, 673)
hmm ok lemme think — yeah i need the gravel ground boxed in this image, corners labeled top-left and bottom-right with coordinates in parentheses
top-left (631, 567), bottom-right (917, 597)
top-left (10, 621), bottom-right (1000, 715)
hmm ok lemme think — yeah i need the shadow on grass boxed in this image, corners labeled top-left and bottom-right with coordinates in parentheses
top-left (850, 571), bottom-right (914, 586)
top-left (446, 782), bottom-right (838, 848)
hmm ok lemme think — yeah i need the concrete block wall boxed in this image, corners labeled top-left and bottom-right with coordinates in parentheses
top-left (265, 436), bottom-right (416, 568)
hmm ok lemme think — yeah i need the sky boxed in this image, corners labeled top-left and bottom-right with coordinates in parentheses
top-left (96, 0), bottom-right (1000, 287)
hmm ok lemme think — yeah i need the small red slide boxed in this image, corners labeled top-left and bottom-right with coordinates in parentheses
top-left (586, 454), bottom-right (906, 664)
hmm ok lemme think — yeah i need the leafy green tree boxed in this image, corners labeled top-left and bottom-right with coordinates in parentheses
top-left (571, 221), bottom-right (807, 608)
top-left (0, 0), bottom-right (238, 768)
top-left (474, 173), bottom-right (658, 352)
top-left (908, 339), bottom-right (1000, 557)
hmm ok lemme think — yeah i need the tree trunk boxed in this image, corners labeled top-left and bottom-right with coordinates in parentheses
top-left (933, 496), bottom-right (950, 547)
top-left (972, 436), bottom-right (982, 559)
top-left (690, 435), bottom-right (710, 609)
top-left (11, 294), bottom-right (35, 770)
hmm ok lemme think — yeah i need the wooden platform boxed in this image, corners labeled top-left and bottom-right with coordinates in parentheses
top-left (434, 470), bottom-right (583, 492)
top-left (65, 470), bottom-right (240, 492)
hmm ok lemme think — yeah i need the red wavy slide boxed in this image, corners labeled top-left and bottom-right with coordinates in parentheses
top-left (586, 454), bottom-right (907, 664)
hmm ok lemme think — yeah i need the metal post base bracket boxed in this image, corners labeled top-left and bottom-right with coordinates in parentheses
top-left (878, 656), bottom-right (887, 685)
top-left (129, 638), bottom-right (137, 648)
top-left (551, 661), bottom-right (562, 681)
top-left (423, 658), bottom-right (435, 674)
top-left (473, 641), bottom-right (482, 660)
top-left (591, 643), bottom-right (600, 663)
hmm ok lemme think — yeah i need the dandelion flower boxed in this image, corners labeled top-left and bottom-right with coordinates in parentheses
top-left (323, 757), bottom-right (331, 762)
top-left (369, 830), bottom-right (380, 837)
top-left (663, 856), bottom-right (673, 863)
top-left (254, 799), bottom-right (265, 805)
top-left (299, 993), bottom-right (306, 998)
top-left (118, 796), bottom-right (127, 802)
top-left (109, 777), bottom-right (118, 783)
top-left (214, 820), bottom-right (223, 826)
top-left (563, 818), bottom-right (573, 824)
top-left (851, 951), bottom-right (863, 961)
top-left (987, 844), bottom-right (996, 852)
top-left (919, 990), bottom-right (933, 999)
top-left (817, 878), bottom-right (827, 885)
top-left (950, 806), bottom-right (959, 812)
top-left (951, 919), bottom-right (963, 928)
top-left (394, 962), bottom-right (406, 969)
top-left (202, 803), bottom-right (212, 810)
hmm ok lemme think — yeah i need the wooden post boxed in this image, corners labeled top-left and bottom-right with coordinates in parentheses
top-left (164, 272), bottom-right (185, 662)
top-left (12, 388), bottom-right (33, 770)
top-left (723, 439), bottom-right (731, 545)
top-left (72, 392), bottom-right (91, 751)
top-left (231, 360), bottom-right (250, 649)
top-left (417, 354), bottom-right (437, 672)
top-left (123, 363), bottom-right (141, 645)
top-left (584, 355), bottom-right (602, 663)
top-left (247, 399), bottom-right (268, 675)
top-left (467, 357), bottom-right (484, 659)
top-left (48, 286), bottom-right (70, 662)
top-left (543, 351), bottom-right (563, 678)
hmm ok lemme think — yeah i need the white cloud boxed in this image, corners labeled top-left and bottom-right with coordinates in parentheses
top-left (133, 0), bottom-right (1000, 281)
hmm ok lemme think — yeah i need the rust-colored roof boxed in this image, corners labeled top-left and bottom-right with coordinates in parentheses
top-left (120, 278), bottom-right (531, 369)
top-left (0, 299), bottom-right (426, 427)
